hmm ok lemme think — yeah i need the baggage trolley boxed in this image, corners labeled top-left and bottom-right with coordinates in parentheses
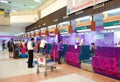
top-left (36, 50), bottom-right (57, 76)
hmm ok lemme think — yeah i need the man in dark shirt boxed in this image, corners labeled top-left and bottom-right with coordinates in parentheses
top-left (58, 40), bottom-right (63, 64)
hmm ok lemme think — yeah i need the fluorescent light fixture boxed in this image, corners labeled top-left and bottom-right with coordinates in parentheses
top-left (35, 29), bottom-right (39, 32)
top-left (41, 28), bottom-right (46, 30)
top-left (103, 8), bottom-right (120, 14)
top-left (48, 25), bottom-right (56, 28)
top-left (104, 25), bottom-right (120, 29)
top-left (29, 6), bottom-right (35, 8)
top-left (34, 0), bottom-right (41, 2)
top-left (60, 32), bottom-right (68, 34)
top-left (77, 29), bottom-right (91, 32)
top-left (75, 16), bottom-right (91, 21)
top-left (0, 0), bottom-right (9, 3)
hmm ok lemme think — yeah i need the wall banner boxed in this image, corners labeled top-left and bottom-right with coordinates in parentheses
top-left (67, 0), bottom-right (109, 15)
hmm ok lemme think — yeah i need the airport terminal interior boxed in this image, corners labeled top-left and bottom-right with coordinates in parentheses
top-left (0, 0), bottom-right (120, 82)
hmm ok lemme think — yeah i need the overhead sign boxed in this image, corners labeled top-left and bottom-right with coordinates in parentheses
top-left (58, 21), bottom-right (70, 34)
top-left (67, 0), bottom-right (109, 15)
top-left (48, 25), bottom-right (56, 33)
top-left (104, 20), bottom-right (120, 27)
top-left (41, 28), bottom-right (46, 35)
top-left (104, 14), bottom-right (120, 29)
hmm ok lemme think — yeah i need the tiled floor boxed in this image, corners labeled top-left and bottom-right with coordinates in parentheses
top-left (0, 50), bottom-right (120, 82)
top-left (40, 74), bottom-right (95, 82)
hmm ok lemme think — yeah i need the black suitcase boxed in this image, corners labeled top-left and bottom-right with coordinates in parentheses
top-left (13, 49), bottom-right (19, 59)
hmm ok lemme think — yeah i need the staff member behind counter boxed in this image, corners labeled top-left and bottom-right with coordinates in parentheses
top-left (27, 38), bottom-right (35, 68)
top-left (40, 37), bottom-right (48, 53)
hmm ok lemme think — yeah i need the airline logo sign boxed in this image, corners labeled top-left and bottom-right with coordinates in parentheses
top-left (67, 0), bottom-right (109, 15)
top-left (48, 25), bottom-right (56, 32)
top-left (58, 22), bottom-right (70, 34)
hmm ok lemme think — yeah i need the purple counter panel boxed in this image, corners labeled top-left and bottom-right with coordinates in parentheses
top-left (62, 33), bottom-right (76, 45)
top-left (65, 45), bottom-right (81, 67)
top-left (47, 35), bottom-right (58, 44)
top-left (92, 47), bottom-right (120, 80)
top-left (50, 45), bottom-right (58, 60)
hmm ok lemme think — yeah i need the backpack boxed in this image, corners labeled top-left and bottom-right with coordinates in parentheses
top-left (7, 41), bottom-right (13, 48)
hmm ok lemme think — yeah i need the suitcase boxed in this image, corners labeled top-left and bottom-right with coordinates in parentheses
top-left (13, 49), bottom-right (19, 59)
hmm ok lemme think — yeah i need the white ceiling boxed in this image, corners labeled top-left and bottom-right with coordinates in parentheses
top-left (0, 0), bottom-right (57, 36)
top-left (0, 0), bottom-right (48, 11)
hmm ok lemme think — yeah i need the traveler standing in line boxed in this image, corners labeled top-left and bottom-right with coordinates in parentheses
top-left (2, 40), bottom-right (5, 52)
top-left (36, 39), bottom-right (40, 53)
top-left (7, 38), bottom-right (14, 58)
top-left (58, 40), bottom-right (63, 64)
top-left (40, 37), bottom-right (47, 53)
top-left (90, 43), bottom-right (95, 57)
top-left (27, 38), bottom-right (35, 68)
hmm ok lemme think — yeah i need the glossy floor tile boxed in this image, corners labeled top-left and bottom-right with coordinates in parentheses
top-left (0, 50), bottom-right (120, 82)
top-left (40, 74), bottom-right (95, 82)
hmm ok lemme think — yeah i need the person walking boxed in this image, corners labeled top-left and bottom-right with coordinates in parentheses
top-left (27, 38), bottom-right (35, 68)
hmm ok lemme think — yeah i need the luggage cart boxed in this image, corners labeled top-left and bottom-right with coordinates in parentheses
top-left (36, 50), bottom-right (57, 77)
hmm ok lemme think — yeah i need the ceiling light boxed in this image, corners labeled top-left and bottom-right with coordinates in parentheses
top-left (0, 0), bottom-right (9, 3)
top-left (29, 6), bottom-right (35, 8)
top-left (34, 0), bottom-right (41, 2)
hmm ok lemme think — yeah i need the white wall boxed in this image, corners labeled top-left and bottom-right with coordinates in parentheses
top-left (0, 14), bottom-right (38, 36)
top-left (0, 15), bottom-right (10, 25)
top-left (41, 0), bottom-right (67, 18)
top-left (0, 25), bottom-right (25, 35)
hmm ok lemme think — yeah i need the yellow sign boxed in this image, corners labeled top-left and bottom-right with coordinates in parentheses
top-left (0, 11), bottom-right (5, 14)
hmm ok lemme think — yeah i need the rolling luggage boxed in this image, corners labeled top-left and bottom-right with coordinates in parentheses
top-left (13, 49), bottom-right (19, 59)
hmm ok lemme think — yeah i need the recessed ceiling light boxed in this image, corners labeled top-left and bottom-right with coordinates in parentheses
top-left (34, 0), bottom-right (41, 2)
top-left (29, 6), bottom-right (35, 8)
